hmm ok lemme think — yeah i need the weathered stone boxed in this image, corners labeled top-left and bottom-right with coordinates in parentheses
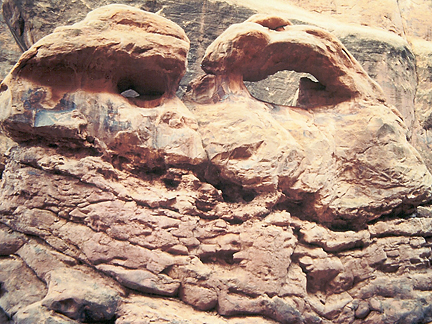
top-left (299, 221), bottom-right (370, 252)
top-left (1, 0), bottom-right (432, 169)
top-left (97, 264), bottom-right (180, 297)
top-left (116, 294), bottom-right (278, 324)
top-left (369, 218), bottom-right (432, 237)
top-left (357, 276), bottom-right (415, 300)
top-left (307, 293), bottom-right (353, 320)
top-left (180, 284), bottom-right (218, 310)
top-left (411, 271), bottom-right (432, 291)
top-left (1, 3), bottom-right (432, 324)
top-left (14, 302), bottom-right (79, 324)
top-left (0, 4), bottom-right (206, 171)
top-left (5, 4), bottom-right (189, 96)
top-left (416, 206), bottom-right (432, 218)
top-left (41, 268), bottom-right (120, 322)
top-left (368, 297), bottom-right (383, 313)
top-left (294, 244), bottom-right (344, 292)
top-left (0, 256), bottom-right (47, 317)
top-left (218, 293), bottom-right (304, 324)
top-left (0, 224), bottom-right (26, 255)
top-left (200, 15), bottom-right (385, 102)
top-left (16, 238), bottom-right (78, 281)
top-left (354, 300), bottom-right (370, 319)
top-left (185, 15), bottom-right (432, 229)
top-left (378, 297), bottom-right (432, 324)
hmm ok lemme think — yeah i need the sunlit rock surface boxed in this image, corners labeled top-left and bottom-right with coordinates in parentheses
top-left (1, 4), bottom-right (432, 324)
top-left (185, 15), bottom-right (432, 228)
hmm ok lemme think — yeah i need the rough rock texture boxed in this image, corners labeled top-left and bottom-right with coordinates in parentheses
top-left (3, 3), bottom-right (190, 97)
top-left (411, 38), bottom-right (432, 175)
top-left (1, 0), bottom-right (432, 170)
top-left (185, 16), bottom-right (432, 228)
top-left (0, 4), bottom-right (206, 170)
top-left (1, 3), bottom-right (432, 324)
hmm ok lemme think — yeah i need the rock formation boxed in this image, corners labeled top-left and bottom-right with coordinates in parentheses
top-left (185, 14), bottom-right (431, 229)
top-left (0, 4), bottom-right (205, 168)
top-left (1, 4), bottom-right (432, 324)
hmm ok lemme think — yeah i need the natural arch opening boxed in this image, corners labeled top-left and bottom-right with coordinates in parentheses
top-left (244, 70), bottom-right (319, 107)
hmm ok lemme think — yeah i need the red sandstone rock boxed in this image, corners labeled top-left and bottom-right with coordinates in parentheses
top-left (185, 15), bottom-right (432, 228)
top-left (0, 5), bottom-right (432, 324)
top-left (0, 4), bottom-right (206, 170)
top-left (200, 14), bottom-right (385, 103)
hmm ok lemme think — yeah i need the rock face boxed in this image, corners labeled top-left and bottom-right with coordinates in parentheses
top-left (1, 4), bottom-right (432, 324)
top-left (185, 15), bottom-right (432, 228)
top-left (0, 4), bottom-right (205, 170)
top-left (1, 0), bottom-right (432, 173)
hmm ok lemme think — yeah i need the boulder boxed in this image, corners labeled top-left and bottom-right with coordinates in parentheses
top-left (41, 268), bottom-right (120, 322)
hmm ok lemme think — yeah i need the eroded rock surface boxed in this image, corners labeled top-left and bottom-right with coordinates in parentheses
top-left (1, 5), bottom-right (432, 324)
top-left (0, 4), bottom-right (205, 170)
top-left (185, 15), bottom-right (432, 228)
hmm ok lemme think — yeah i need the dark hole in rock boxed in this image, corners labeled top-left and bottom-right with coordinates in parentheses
top-left (220, 185), bottom-right (256, 203)
top-left (200, 251), bottom-right (235, 265)
top-left (244, 70), bottom-right (319, 106)
top-left (423, 113), bottom-right (432, 130)
top-left (330, 221), bottom-right (362, 232)
top-left (51, 298), bottom-right (81, 319)
top-left (117, 78), bottom-right (165, 101)
top-left (82, 307), bottom-right (116, 323)
top-left (242, 190), bottom-right (256, 202)
top-left (0, 83), bottom-right (8, 93)
top-left (162, 178), bottom-right (181, 189)
top-left (196, 199), bottom-right (217, 212)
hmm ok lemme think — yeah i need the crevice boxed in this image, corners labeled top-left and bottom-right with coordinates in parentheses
top-left (367, 206), bottom-right (418, 226)
top-left (197, 163), bottom-right (258, 204)
top-left (117, 78), bottom-right (165, 101)
top-left (1, 0), bottom-right (28, 52)
top-left (395, 0), bottom-right (409, 40)
top-left (199, 251), bottom-right (236, 265)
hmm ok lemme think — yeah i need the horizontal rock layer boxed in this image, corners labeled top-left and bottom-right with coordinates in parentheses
top-left (1, 145), bottom-right (432, 323)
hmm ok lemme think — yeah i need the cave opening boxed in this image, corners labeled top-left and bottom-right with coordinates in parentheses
top-left (117, 77), bottom-right (165, 101)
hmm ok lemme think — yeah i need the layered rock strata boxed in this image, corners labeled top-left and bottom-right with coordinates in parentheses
top-left (1, 5), bottom-right (432, 324)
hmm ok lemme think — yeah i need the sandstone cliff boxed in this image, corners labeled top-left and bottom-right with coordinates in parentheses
top-left (1, 2), bottom-right (432, 324)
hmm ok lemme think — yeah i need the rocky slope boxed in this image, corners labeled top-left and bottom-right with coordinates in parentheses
top-left (1, 2), bottom-right (432, 324)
